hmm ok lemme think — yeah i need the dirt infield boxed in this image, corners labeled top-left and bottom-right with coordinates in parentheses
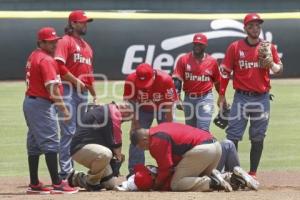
top-left (1, 171), bottom-right (299, 200)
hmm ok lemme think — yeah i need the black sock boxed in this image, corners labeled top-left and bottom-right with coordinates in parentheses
top-left (229, 139), bottom-right (239, 151)
top-left (45, 152), bottom-right (61, 185)
top-left (28, 155), bottom-right (40, 185)
top-left (250, 140), bottom-right (264, 172)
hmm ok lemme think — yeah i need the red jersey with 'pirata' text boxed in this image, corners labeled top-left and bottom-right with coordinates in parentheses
top-left (173, 52), bottom-right (220, 95)
top-left (54, 35), bottom-right (94, 86)
top-left (221, 39), bottom-right (281, 93)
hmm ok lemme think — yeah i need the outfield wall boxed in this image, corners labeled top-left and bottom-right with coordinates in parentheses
top-left (0, 11), bottom-right (299, 80)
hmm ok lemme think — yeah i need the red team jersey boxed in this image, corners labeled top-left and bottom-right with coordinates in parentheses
top-left (173, 52), bottom-right (220, 95)
top-left (54, 35), bottom-right (94, 86)
top-left (221, 39), bottom-right (281, 93)
top-left (149, 122), bottom-right (214, 185)
top-left (123, 70), bottom-right (178, 111)
top-left (25, 49), bottom-right (62, 101)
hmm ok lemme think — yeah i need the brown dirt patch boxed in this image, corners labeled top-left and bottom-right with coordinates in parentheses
top-left (1, 171), bottom-right (300, 200)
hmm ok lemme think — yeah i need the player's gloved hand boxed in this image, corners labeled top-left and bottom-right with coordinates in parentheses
top-left (176, 100), bottom-right (184, 111)
top-left (214, 104), bottom-right (231, 129)
top-left (258, 41), bottom-right (273, 68)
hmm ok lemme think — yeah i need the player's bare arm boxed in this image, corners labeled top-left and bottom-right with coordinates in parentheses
top-left (46, 83), bottom-right (70, 122)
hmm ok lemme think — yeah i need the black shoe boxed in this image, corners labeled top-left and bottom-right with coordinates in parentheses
top-left (85, 182), bottom-right (103, 191)
top-left (67, 170), bottom-right (75, 187)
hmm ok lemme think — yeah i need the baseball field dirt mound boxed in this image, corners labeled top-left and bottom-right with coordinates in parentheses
top-left (1, 171), bottom-right (300, 200)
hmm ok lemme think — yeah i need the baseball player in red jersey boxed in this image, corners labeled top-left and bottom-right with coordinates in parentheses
top-left (54, 10), bottom-right (97, 179)
top-left (123, 63), bottom-right (177, 175)
top-left (130, 122), bottom-right (233, 192)
top-left (218, 13), bottom-right (283, 178)
top-left (23, 27), bottom-right (78, 194)
top-left (173, 33), bottom-right (221, 131)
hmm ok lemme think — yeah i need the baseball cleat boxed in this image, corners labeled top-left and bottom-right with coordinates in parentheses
top-left (51, 180), bottom-right (79, 194)
top-left (233, 166), bottom-right (260, 190)
top-left (26, 182), bottom-right (52, 194)
top-left (211, 169), bottom-right (233, 192)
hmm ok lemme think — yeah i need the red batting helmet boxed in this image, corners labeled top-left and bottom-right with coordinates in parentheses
top-left (244, 13), bottom-right (264, 26)
top-left (134, 164), bottom-right (154, 191)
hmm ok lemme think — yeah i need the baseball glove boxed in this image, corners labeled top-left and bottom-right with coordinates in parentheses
top-left (258, 41), bottom-right (273, 68)
top-left (213, 106), bottom-right (231, 129)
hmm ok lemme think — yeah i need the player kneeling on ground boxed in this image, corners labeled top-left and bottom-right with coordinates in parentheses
top-left (130, 122), bottom-right (233, 192)
top-left (68, 102), bottom-right (133, 191)
top-left (117, 140), bottom-right (259, 192)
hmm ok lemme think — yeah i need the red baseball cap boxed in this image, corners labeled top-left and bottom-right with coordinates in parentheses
top-left (135, 63), bottom-right (155, 89)
top-left (134, 164), bottom-right (154, 191)
top-left (69, 10), bottom-right (93, 23)
top-left (37, 27), bottom-right (61, 41)
top-left (244, 13), bottom-right (264, 26)
top-left (193, 33), bottom-right (208, 46)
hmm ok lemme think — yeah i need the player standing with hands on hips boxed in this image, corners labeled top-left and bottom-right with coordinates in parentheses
top-left (218, 13), bottom-right (283, 178)
top-left (54, 10), bottom-right (97, 180)
top-left (173, 33), bottom-right (221, 131)
top-left (23, 27), bottom-right (78, 194)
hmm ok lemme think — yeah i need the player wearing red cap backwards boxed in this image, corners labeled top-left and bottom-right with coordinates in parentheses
top-left (54, 10), bottom-right (97, 180)
top-left (123, 63), bottom-right (178, 175)
top-left (23, 27), bottom-right (78, 194)
top-left (218, 13), bottom-right (283, 178)
top-left (173, 33), bottom-right (221, 131)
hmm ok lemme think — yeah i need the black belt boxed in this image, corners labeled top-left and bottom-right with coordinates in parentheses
top-left (200, 138), bottom-right (217, 145)
top-left (185, 90), bottom-right (212, 98)
top-left (27, 96), bottom-right (53, 103)
top-left (236, 90), bottom-right (266, 96)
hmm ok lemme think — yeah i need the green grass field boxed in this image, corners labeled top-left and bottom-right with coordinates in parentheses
top-left (0, 79), bottom-right (299, 177)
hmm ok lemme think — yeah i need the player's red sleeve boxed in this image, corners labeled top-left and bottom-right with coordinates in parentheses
top-left (56, 60), bottom-right (69, 76)
top-left (172, 56), bottom-right (185, 80)
top-left (40, 58), bottom-right (59, 87)
top-left (221, 43), bottom-right (236, 72)
top-left (219, 43), bottom-right (235, 95)
top-left (54, 37), bottom-right (69, 64)
top-left (123, 74), bottom-right (136, 101)
top-left (271, 44), bottom-right (281, 64)
top-left (150, 136), bottom-right (174, 185)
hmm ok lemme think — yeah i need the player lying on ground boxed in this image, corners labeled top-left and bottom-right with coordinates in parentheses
top-left (116, 140), bottom-right (259, 191)
top-left (129, 122), bottom-right (235, 192)
top-left (67, 101), bottom-right (133, 191)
